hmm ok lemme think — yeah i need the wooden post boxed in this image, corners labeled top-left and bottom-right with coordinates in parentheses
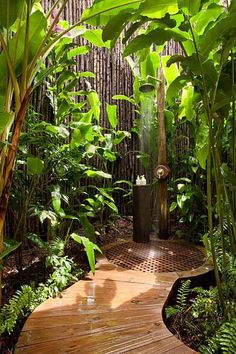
top-left (133, 184), bottom-right (151, 243)
top-left (157, 68), bottom-right (168, 239)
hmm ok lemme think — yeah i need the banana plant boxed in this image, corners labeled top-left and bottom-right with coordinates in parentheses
top-left (83, 0), bottom-right (236, 312)
top-left (0, 0), bottom-right (140, 305)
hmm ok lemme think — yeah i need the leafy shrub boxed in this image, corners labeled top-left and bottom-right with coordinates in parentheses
top-left (0, 252), bottom-right (84, 335)
top-left (199, 319), bottom-right (236, 354)
top-left (165, 279), bottom-right (192, 318)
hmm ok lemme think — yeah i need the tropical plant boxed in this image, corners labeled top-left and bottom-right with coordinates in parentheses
top-left (169, 177), bottom-right (207, 242)
top-left (0, 0), bottom-right (137, 305)
top-left (165, 279), bottom-right (192, 318)
top-left (199, 318), bottom-right (236, 354)
top-left (83, 0), bottom-right (236, 310)
top-left (0, 253), bottom-right (85, 336)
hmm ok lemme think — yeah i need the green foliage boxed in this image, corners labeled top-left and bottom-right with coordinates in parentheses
top-left (165, 279), bottom-right (191, 318)
top-left (106, 103), bottom-right (118, 128)
top-left (203, 221), bottom-right (231, 273)
top-left (80, 1), bottom-right (236, 352)
top-left (169, 175), bottom-right (207, 242)
top-left (81, 0), bottom-right (142, 26)
top-left (219, 319), bottom-right (236, 354)
top-left (0, 252), bottom-right (84, 335)
top-left (190, 287), bottom-right (221, 327)
top-left (27, 157), bottom-right (44, 176)
top-left (199, 319), bottom-right (236, 354)
top-left (0, 285), bottom-right (35, 335)
top-left (10, 30), bottom-right (132, 253)
top-left (0, 0), bottom-right (25, 29)
top-left (176, 279), bottom-right (192, 309)
top-left (71, 233), bottom-right (102, 274)
top-left (1, 238), bottom-right (21, 261)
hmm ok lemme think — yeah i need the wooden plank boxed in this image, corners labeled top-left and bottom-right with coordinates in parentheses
top-left (16, 256), bottom-right (206, 354)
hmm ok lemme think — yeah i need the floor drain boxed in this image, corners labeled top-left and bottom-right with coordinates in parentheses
top-left (105, 240), bottom-right (205, 273)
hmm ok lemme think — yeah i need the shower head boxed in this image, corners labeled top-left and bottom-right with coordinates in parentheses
top-left (139, 75), bottom-right (162, 93)
top-left (139, 83), bottom-right (155, 93)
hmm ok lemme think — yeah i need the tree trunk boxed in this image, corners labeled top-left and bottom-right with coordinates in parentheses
top-left (0, 90), bottom-right (31, 305)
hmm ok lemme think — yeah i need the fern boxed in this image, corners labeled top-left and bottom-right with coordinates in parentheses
top-left (176, 279), bottom-right (191, 309)
top-left (199, 319), bottom-right (236, 354)
top-left (0, 253), bottom-right (83, 335)
top-left (219, 318), bottom-right (236, 354)
top-left (224, 256), bottom-right (236, 296)
top-left (165, 279), bottom-right (191, 319)
top-left (203, 221), bottom-right (231, 274)
top-left (0, 285), bottom-right (35, 334)
top-left (199, 335), bottom-right (220, 354)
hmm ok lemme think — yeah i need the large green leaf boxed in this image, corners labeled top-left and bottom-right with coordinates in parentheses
top-left (27, 233), bottom-right (47, 249)
top-left (27, 157), bottom-right (44, 176)
top-left (195, 144), bottom-right (208, 170)
top-left (229, 0), bottom-right (236, 13)
top-left (197, 13), bottom-right (236, 58)
top-left (162, 55), bottom-right (179, 86)
top-left (114, 130), bottom-right (131, 145)
top-left (0, 112), bottom-right (14, 134)
top-left (0, 0), bottom-right (25, 29)
top-left (104, 150), bottom-right (117, 161)
top-left (103, 11), bottom-right (133, 42)
top-left (67, 46), bottom-right (90, 59)
top-left (195, 115), bottom-right (209, 169)
top-left (71, 233), bottom-right (102, 274)
top-left (1, 239), bottom-right (21, 260)
top-left (85, 170), bottom-right (112, 179)
top-left (104, 200), bottom-right (119, 213)
top-left (112, 94), bottom-right (136, 105)
top-left (71, 123), bottom-right (94, 147)
top-left (83, 29), bottom-right (111, 48)
top-left (51, 186), bottom-right (61, 214)
top-left (166, 74), bottom-right (191, 103)
top-left (106, 103), bottom-right (118, 128)
top-left (45, 124), bottom-right (69, 139)
top-left (82, 0), bottom-right (142, 26)
top-left (80, 214), bottom-right (95, 241)
top-left (179, 84), bottom-right (194, 121)
top-left (0, 10), bottom-right (47, 93)
top-left (123, 27), bottom-right (189, 56)
top-left (122, 18), bottom-right (148, 44)
top-left (178, 0), bottom-right (200, 15)
top-left (96, 187), bottom-right (115, 202)
top-left (139, 0), bottom-right (178, 18)
top-left (167, 54), bottom-right (217, 86)
top-left (88, 91), bottom-right (100, 121)
top-left (190, 4), bottom-right (224, 35)
top-left (140, 52), bottom-right (160, 80)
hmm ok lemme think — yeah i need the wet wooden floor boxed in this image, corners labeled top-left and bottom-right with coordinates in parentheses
top-left (16, 255), bottom-right (212, 353)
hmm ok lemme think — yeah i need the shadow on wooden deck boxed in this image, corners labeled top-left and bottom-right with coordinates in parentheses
top-left (16, 251), bottom-right (212, 354)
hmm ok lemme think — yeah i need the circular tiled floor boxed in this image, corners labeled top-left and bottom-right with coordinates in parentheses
top-left (105, 240), bottom-right (205, 273)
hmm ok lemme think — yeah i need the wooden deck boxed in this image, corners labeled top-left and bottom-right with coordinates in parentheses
top-left (16, 255), bottom-right (212, 354)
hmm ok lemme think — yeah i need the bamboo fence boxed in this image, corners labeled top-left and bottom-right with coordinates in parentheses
top-left (6, 0), bottom-right (190, 237)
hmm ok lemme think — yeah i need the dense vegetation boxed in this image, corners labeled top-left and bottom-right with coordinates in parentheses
top-left (0, 0), bottom-right (236, 353)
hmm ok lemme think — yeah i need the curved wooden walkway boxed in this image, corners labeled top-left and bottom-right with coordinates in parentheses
top-left (16, 254), bottom-right (212, 354)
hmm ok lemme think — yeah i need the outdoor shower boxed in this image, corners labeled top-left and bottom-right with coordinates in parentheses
top-left (133, 69), bottom-right (170, 243)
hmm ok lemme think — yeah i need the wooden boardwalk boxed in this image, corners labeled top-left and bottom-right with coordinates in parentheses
top-left (16, 255), bottom-right (212, 354)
